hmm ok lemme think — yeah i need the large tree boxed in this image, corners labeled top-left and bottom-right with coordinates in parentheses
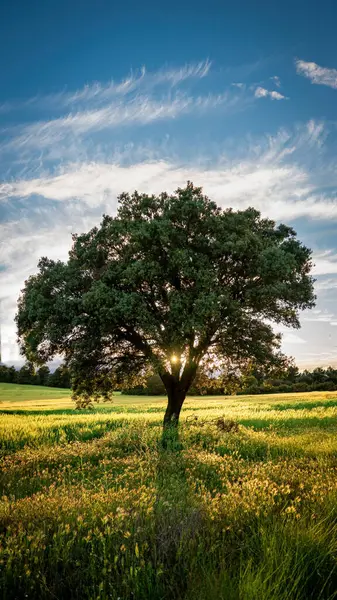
top-left (16, 183), bottom-right (315, 426)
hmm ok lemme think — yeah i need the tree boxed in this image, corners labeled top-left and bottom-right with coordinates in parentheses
top-left (17, 362), bottom-right (36, 385)
top-left (48, 365), bottom-right (71, 388)
top-left (7, 366), bottom-right (17, 384)
top-left (144, 374), bottom-right (166, 395)
top-left (187, 359), bottom-right (241, 396)
top-left (16, 183), bottom-right (315, 426)
top-left (37, 365), bottom-right (50, 386)
top-left (250, 354), bottom-right (298, 383)
top-left (311, 367), bottom-right (329, 384)
top-left (241, 374), bottom-right (259, 394)
top-left (0, 365), bottom-right (10, 383)
top-left (326, 366), bottom-right (337, 384)
top-left (48, 368), bottom-right (62, 388)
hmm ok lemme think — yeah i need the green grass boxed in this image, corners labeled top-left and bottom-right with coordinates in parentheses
top-left (0, 383), bottom-right (336, 599)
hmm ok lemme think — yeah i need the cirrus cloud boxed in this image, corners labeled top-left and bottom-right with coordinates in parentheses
top-left (295, 58), bottom-right (337, 89)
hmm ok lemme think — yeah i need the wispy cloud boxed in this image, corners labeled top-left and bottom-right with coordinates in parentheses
top-left (64, 60), bottom-right (212, 104)
top-left (1, 121), bottom-right (328, 222)
top-left (0, 61), bottom-right (285, 163)
top-left (274, 324), bottom-right (307, 345)
top-left (270, 75), bottom-right (281, 88)
top-left (3, 91), bottom-right (239, 155)
top-left (254, 86), bottom-right (288, 100)
top-left (0, 60), bottom-right (212, 114)
top-left (312, 251), bottom-right (337, 275)
top-left (0, 68), bottom-right (259, 163)
top-left (302, 308), bottom-right (337, 324)
top-left (0, 158), bottom-right (317, 219)
top-left (315, 277), bottom-right (337, 291)
top-left (295, 59), bottom-right (337, 89)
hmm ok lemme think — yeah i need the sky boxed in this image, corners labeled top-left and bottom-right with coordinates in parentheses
top-left (1, 0), bottom-right (337, 368)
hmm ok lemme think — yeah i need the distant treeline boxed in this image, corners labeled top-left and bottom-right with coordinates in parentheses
top-left (0, 363), bottom-right (71, 388)
top-left (123, 367), bottom-right (337, 396)
top-left (2, 362), bottom-right (337, 395)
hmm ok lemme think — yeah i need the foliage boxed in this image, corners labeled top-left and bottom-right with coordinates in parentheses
top-left (3, 361), bottom-right (337, 396)
top-left (0, 363), bottom-right (71, 388)
top-left (36, 365), bottom-right (50, 386)
top-left (0, 365), bottom-right (17, 384)
top-left (16, 183), bottom-right (315, 423)
top-left (16, 362), bottom-right (36, 385)
top-left (239, 364), bottom-right (337, 395)
top-left (122, 364), bottom-right (337, 396)
top-left (48, 365), bottom-right (71, 388)
top-left (0, 386), bottom-right (336, 599)
top-left (123, 373), bottom-right (166, 395)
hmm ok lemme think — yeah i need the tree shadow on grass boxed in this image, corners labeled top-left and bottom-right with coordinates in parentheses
top-left (151, 425), bottom-right (337, 598)
top-left (0, 420), bottom-right (130, 456)
top-left (150, 426), bottom-right (207, 598)
top-left (182, 513), bottom-right (337, 600)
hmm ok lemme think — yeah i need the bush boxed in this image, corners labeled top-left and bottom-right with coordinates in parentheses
top-left (292, 382), bottom-right (311, 393)
top-left (314, 381), bottom-right (337, 391)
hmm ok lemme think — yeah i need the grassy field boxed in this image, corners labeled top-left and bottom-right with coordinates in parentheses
top-left (0, 383), bottom-right (336, 599)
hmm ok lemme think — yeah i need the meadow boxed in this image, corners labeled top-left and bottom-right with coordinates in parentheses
top-left (0, 383), bottom-right (336, 599)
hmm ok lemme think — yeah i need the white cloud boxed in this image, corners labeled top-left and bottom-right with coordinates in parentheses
top-left (254, 87), bottom-right (270, 98)
top-left (0, 60), bottom-right (212, 114)
top-left (269, 90), bottom-right (287, 100)
top-left (0, 60), bottom-right (285, 162)
top-left (254, 86), bottom-right (287, 100)
top-left (302, 309), bottom-right (336, 323)
top-left (0, 228), bottom-right (70, 364)
top-left (64, 60), bottom-right (212, 103)
top-left (270, 75), bottom-right (281, 88)
top-left (0, 160), bottom-right (312, 218)
top-left (0, 58), bottom-right (253, 161)
top-left (295, 59), bottom-right (337, 89)
top-left (0, 212), bottom-right (99, 364)
top-left (5, 92), bottom-right (236, 154)
top-left (231, 82), bottom-right (246, 89)
top-left (282, 333), bottom-right (307, 344)
top-left (315, 277), bottom-right (337, 291)
top-left (312, 251), bottom-right (337, 275)
top-left (1, 121), bottom-right (334, 223)
top-left (274, 326), bottom-right (307, 345)
top-left (296, 350), bottom-right (337, 368)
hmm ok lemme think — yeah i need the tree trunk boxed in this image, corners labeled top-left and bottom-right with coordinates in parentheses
top-left (163, 387), bottom-right (186, 427)
top-left (160, 362), bottom-right (198, 428)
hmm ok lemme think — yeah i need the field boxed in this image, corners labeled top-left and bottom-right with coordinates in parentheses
top-left (0, 383), bottom-right (337, 599)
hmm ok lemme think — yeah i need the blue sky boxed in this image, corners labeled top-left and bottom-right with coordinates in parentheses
top-left (1, 0), bottom-right (337, 367)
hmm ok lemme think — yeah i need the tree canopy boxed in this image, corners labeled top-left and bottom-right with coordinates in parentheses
top-left (16, 182), bottom-right (315, 425)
